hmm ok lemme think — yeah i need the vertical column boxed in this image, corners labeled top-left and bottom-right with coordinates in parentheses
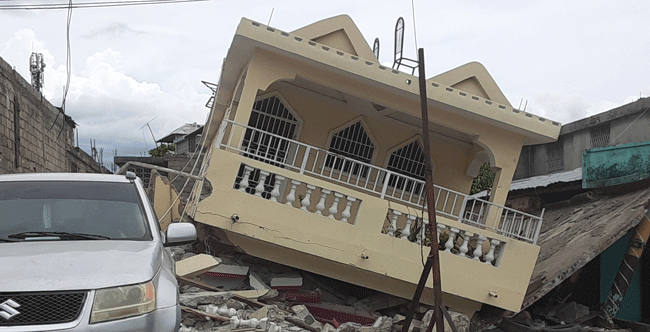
top-left (285, 180), bottom-right (300, 207)
top-left (485, 239), bottom-right (500, 265)
top-left (254, 170), bottom-right (269, 197)
top-left (459, 231), bottom-right (472, 257)
top-left (341, 196), bottom-right (356, 223)
top-left (315, 189), bottom-right (331, 216)
top-left (436, 224), bottom-right (445, 246)
top-left (444, 227), bottom-right (459, 253)
top-left (238, 165), bottom-right (253, 193)
top-left (328, 193), bottom-right (343, 220)
top-left (401, 214), bottom-right (416, 240)
top-left (387, 210), bottom-right (402, 237)
top-left (301, 184), bottom-right (316, 211)
top-left (473, 235), bottom-right (487, 261)
top-left (270, 175), bottom-right (285, 203)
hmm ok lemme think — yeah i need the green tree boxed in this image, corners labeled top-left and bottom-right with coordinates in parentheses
top-left (149, 144), bottom-right (175, 157)
top-left (470, 162), bottom-right (495, 195)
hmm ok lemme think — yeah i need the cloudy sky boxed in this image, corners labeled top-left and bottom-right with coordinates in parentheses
top-left (1, 1), bottom-right (649, 170)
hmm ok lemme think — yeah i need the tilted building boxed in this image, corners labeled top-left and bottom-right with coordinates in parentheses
top-left (187, 15), bottom-right (560, 316)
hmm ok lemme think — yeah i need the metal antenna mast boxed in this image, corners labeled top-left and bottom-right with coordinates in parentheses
top-left (29, 52), bottom-right (45, 92)
top-left (139, 116), bottom-right (159, 148)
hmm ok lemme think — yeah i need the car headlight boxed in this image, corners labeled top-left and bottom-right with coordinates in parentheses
top-left (90, 281), bottom-right (156, 324)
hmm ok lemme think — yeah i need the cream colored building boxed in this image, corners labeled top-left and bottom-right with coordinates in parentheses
top-left (188, 15), bottom-right (560, 316)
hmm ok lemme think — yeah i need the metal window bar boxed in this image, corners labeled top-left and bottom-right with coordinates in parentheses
top-left (590, 125), bottom-right (610, 148)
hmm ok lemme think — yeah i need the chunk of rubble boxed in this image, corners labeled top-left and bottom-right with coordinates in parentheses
top-left (176, 254), bottom-right (221, 278)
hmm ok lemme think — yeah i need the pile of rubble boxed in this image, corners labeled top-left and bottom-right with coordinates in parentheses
top-left (170, 245), bottom-right (469, 332)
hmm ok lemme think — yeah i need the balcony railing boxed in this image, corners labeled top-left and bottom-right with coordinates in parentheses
top-left (216, 119), bottom-right (544, 244)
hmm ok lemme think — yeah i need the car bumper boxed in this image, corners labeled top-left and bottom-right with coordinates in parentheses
top-left (0, 304), bottom-right (180, 332)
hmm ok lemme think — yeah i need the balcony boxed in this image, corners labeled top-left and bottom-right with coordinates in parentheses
top-left (216, 119), bottom-right (544, 244)
top-left (193, 119), bottom-right (544, 313)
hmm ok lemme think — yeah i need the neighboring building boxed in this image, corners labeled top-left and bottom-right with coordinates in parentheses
top-left (507, 99), bottom-right (650, 322)
top-left (157, 122), bottom-right (202, 146)
top-left (175, 125), bottom-right (203, 155)
top-left (115, 123), bottom-right (206, 195)
top-left (186, 15), bottom-right (560, 316)
top-left (513, 97), bottom-right (650, 180)
top-left (0, 56), bottom-right (105, 174)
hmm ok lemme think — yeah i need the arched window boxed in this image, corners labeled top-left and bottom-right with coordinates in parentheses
top-left (242, 94), bottom-right (301, 164)
top-left (326, 120), bottom-right (375, 176)
top-left (386, 139), bottom-right (425, 194)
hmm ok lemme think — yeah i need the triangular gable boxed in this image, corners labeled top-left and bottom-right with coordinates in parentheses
top-left (430, 62), bottom-right (512, 108)
top-left (292, 14), bottom-right (376, 61)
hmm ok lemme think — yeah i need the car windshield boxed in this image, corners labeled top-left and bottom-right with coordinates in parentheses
top-left (0, 181), bottom-right (152, 241)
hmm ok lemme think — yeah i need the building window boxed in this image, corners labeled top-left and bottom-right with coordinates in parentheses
top-left (386, 140), bottom-right (425, 192)
top-left (546, 141), bottom-right (564, 173)
top-left (590, 125), bottom-right (610, 148)
top-left (326, 121), bottom-right (375, 176)
top-left (242, 94), bottom-right (301, 165)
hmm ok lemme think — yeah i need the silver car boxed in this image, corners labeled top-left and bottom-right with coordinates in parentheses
top-left (0, 172), bottom-right (196, 331)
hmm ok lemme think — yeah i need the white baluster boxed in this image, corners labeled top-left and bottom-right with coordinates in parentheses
top-left (206, 305), bottom-right (237, 317)
top-left (387, 210), bottom-right (402, 237)
top-left (341, 196), bottom-right (356, 222)
top-left (328, 193), bottom-right (343, 219)
top-left (285, 180), bottom-right (300, 207)
top-left (485, 239), bottom-right (500, 265)
top-left (238, 165), bottom-right (252, 193)
top-left (416, 218), bottom-right (426, 244)
top-left (270, 175), bottom-right (285, 203)
top-left (254, 170), bottom-right (269, 197)
top-left (459, 231), bottom-right (471, 257)
top-left (436, 223), bottom-right (445, 245)
top-left (230, 317), bottom-right (268, 329)
top-left (473, 235), bottom-right (487, 260)
top-left (301, 184), bottom-right (316, 211)
top-left (401, 214), bottom-right (416, 240)
top-left (315, 189), bottom-right (331, 216)
top-left (445, 227), bottom-right (459, 252)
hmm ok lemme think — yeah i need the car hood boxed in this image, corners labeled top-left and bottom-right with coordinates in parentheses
top-left (0, 240), bottom-right (162, 291)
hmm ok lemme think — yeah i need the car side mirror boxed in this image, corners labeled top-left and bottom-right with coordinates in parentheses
top-left (164, 223), bottom-right (197, 247)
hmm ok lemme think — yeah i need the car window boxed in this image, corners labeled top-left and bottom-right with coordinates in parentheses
top-left (0, 181), bottom-right (152, 241)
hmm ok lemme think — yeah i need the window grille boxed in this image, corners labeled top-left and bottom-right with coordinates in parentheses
top-left (242, 95), bottom-right (299, 165)
top-left (238, 95), bottom-right (300, 197)
top-left (326, 121), bottom-right (375, 177)
top-left (387, 140), bottom-right (425, 193)
top-left (590, 125), bottom-right (610, 148)
top-left (546, 141), bottom-right (563, 173)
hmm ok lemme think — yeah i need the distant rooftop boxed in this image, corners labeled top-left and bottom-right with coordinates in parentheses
top-left (157, 122), bottom-right (203, 143)
top-left (510, 168), bottom-right (582, 192)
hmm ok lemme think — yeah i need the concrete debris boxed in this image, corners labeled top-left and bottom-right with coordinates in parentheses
top-left (172, 245), bottom-right (469, 332)
top-left (271, 272), bottom-right (303, 290)
top-left (176, 254), bottom-right (221, 278)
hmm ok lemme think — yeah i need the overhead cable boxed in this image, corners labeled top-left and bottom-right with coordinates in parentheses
top-left (0, 0), bottom-right (215, 10)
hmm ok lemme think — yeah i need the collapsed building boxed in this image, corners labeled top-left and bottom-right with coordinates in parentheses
top-left (179, 14), bottom-right (560, 318)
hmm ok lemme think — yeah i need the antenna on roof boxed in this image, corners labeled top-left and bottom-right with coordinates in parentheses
top-left (29, 52), bottom-right (45, 93)
top-left (267, 8), bottom-right (274, 26)
top-left (392, 17), bottom-right (419, 75)
top-left (373, 38), bottom-right (380, 61)
top-left (139, 116), bottom-right (159, 148)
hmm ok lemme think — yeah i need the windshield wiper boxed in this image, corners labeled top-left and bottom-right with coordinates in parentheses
top-left (8, 232), bottom-right (110, 240)
top-left (0, 237), bottom-right (19, 242)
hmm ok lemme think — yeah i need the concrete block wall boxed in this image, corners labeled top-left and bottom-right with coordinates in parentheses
top-left (514, 97), bottom-right (650, 180)
top-left (0, 56), bottom-right (102, 174)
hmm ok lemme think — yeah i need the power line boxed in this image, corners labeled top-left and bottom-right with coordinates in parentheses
top-left (0, 0), bottom-right (215, 10)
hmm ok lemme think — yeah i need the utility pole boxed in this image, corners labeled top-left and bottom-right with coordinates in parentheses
top-left (401, 48), bottom-right (445, 332)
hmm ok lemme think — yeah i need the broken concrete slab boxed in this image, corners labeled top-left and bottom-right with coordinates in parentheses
top-left (201, 263), bottom-right (250, 290)
top-left (176, 254), bottom-right (220, 278)
top-left (179, 292), bottom-right (232, 308)
top-left (271, 272), bottom-right (303, 290)
top-left (250, 271), bottom-right (271, 290)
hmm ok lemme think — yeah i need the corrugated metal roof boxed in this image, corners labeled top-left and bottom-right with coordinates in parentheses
top-left (157, 123), bottom-right (203, 143)
top-left (510, 168), bottom-right (582, 191)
